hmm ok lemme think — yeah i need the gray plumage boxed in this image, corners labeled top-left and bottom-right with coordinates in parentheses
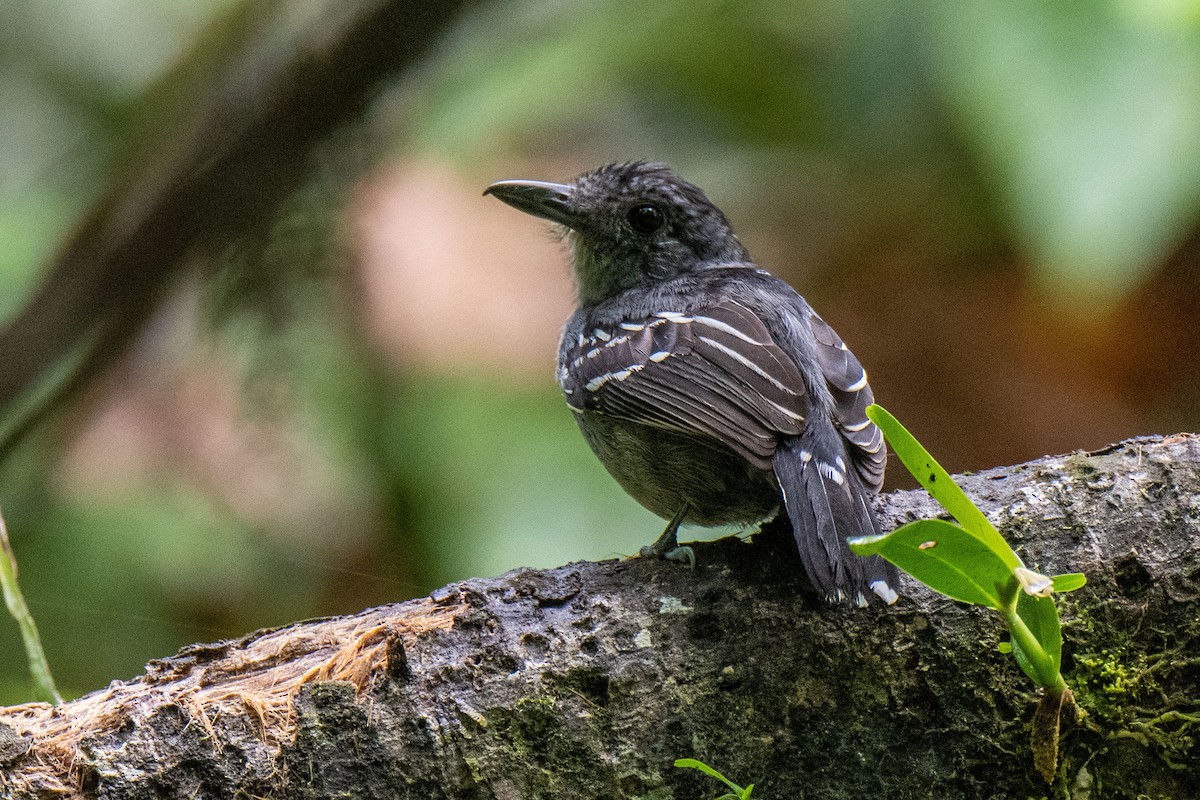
top-left (485, 162), bottom-right (898, 606)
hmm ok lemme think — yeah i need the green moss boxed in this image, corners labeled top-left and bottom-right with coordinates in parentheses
top-left (472, 693), bottom-right (625, 798)
top-left (996, 514), bottom-right (1033, 543)
top-left (1065, 601), bottom-right (1198, 776)
top-left (490, 695), bottom-right (562, 755)
top-left (1062, 453), bottom-right (1098, 481)
top-left (1075, 651), bottom-right (1142, 705)
top-left (462, 755), bottom-right (483, 784)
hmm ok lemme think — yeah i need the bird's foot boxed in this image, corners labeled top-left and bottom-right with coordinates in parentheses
top-left (639, 542), bottom-right (696, 570)
top-left (637, 506), bottom-right (694, 569)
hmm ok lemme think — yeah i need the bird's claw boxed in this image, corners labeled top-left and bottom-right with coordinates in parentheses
top-left (638, 543), bottom-right (696, 570)
top-left (665, 544), bottom-right (696, 570)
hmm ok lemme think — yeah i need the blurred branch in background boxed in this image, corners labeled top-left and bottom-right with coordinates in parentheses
top-left (2, 0), bottom-right (1200, 704)
top-left (0, 0), bottom-right (470, 457)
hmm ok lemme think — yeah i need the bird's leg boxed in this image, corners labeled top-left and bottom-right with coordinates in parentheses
top-left (639, 505), bottom-right (695, 569)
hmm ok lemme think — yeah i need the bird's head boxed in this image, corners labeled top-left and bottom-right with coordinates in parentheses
top-left (485, 162), bottom-right (748, 307)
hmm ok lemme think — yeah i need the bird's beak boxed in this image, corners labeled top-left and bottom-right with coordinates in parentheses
top-left (484, 179), bottom-right (577, 228)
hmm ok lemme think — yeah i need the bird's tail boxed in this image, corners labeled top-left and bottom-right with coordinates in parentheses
top-left (773, 421), bottom-right (899, 606)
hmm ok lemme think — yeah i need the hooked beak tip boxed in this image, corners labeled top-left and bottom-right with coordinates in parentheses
top-left (484, 179), bottom-right (576, 227)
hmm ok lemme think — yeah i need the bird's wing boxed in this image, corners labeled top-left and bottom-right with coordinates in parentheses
top-left (560, 300), bottom-right (809, 470)
top-left (807, 311), bottom-right (886, 494)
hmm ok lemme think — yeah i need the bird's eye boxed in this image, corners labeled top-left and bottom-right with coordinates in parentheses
top-left (627, 203), bottom-right (665, 234)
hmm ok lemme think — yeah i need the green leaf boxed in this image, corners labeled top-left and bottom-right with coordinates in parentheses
top-left (674, 759), bottom-right (746, 795)
top-left (866, 405), bottom-right (1020, 570)
top-left (849, 519), bottom-right (1012, 608)
top-left (1051, 573), bottom-right (1087, 593)
top-left (1007, 632), bottom-right (1041, 685)
top-left (862, 405), bottom-right (1073, 693)
top-left (1017, 592), bottom-right (1063, 675)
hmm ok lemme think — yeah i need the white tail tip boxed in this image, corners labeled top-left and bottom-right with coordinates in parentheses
top-left (870, 580), bottom-right (899, 605)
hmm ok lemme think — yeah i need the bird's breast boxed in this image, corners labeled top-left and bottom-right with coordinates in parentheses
top-left (571, 411), bottom-right (780, 526)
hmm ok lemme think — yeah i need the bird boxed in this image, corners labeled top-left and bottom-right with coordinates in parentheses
top-left (484, 162), bottom-right (898, 607)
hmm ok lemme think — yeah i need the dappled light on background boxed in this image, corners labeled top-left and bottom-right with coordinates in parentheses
top-left (928, 0), bottom-right (1200, 308)
top-left (352, 160), bottom-right (575, 378)
top-left (57, 296), bottom-right (372, 549)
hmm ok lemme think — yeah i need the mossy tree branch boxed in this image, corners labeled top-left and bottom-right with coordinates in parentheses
top-left (2, 434), bottom-right (1199, 799)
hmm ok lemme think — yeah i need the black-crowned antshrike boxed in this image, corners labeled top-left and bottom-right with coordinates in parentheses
top-left (485, 162), bottom-right (898, 607)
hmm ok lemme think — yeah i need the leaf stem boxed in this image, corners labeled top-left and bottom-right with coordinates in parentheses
top-left (1003, 597), bottom-right (1066, 693)
top-left (0, 510), bottom-right (62, 704)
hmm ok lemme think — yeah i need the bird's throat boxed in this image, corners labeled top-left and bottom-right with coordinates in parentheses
top-left (568, 232), bottom-right (641, 309)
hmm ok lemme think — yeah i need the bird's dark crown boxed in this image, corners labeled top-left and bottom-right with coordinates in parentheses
top-left (487, 162), bottom-right (750, 308)
top-left (566, 162), bottom-right (748, 305)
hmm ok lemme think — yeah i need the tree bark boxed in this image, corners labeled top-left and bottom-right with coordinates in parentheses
top-left (2, 434), bottom-right (1198, 799)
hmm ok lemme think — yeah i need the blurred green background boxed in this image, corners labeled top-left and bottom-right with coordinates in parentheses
top-left (3, 0), bottom-right (1200, 703)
